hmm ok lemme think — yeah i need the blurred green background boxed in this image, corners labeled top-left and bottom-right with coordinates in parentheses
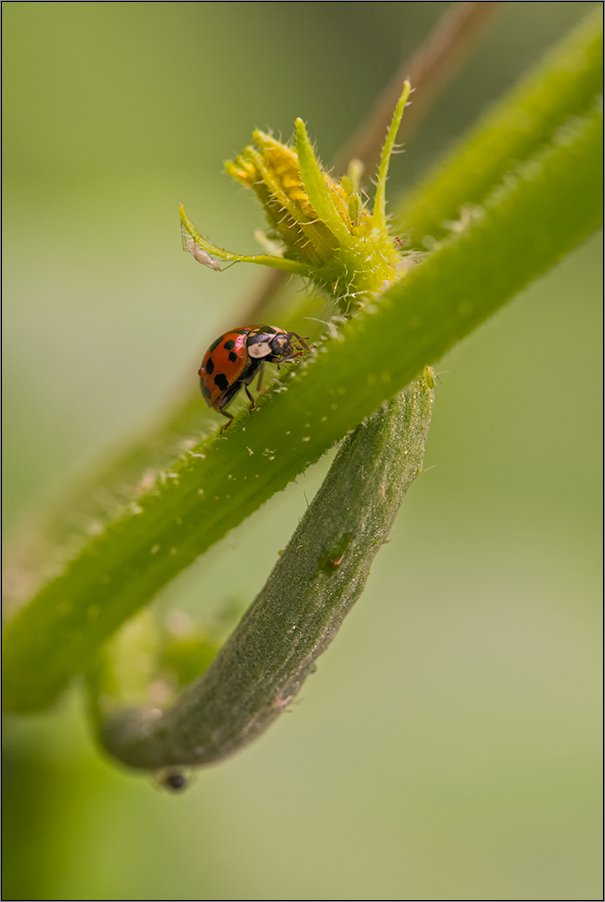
top-left (3, 3), bottom-right (602, 899)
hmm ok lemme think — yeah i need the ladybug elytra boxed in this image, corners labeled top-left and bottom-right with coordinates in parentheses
top-left (198, 325), bottom-right (309, 431)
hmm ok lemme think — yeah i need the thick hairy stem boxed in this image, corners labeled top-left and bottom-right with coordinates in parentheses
top-left (93, 372), bottom-right (434, 770)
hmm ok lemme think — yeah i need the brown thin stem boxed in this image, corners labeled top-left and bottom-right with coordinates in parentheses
top-left (333, 1), bottom-right (501, 177)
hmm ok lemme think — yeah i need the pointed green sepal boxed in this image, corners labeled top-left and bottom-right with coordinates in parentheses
top-left (372, 80), bottom-right (412, 230)
top-left (294, 118), bottom-right (351, 244)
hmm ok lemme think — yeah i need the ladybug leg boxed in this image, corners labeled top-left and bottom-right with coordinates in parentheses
top-left (244, 384), bottom-right (256, 414)
top-left (255, 362), bottom-right (265, 393)
top-left (218, 408), bottom-right (235, 433)
top-left (243, 360), bottom-right (263, 413)
top-left (216, 380), bottom-right (244, 431)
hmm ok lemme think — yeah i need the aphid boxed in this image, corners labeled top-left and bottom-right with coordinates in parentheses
top-left (198, 325), bottom-right (309, 431)
top-left (183, 234), bottom-right (221, 271)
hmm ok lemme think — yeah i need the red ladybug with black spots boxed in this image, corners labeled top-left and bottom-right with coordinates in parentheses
top-left (199, 325), bottom-right (309, 431)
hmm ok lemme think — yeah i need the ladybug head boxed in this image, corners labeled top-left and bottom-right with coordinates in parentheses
top-left (247, 327), bottom-right (309, 362)
top-left (268, 331), bottom-right (297, 359)
top-left (247, 328), bottom-right (288, 361)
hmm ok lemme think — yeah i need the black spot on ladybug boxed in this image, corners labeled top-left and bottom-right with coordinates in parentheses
top-left (209, 337), bottom-right (223, 352)
top-left (223, 340), bottom-right (236, 350)
top-left (228, 352), bottom-right (238, 362)
top-left (205, 357), bottom-right (215, 375)
top-left (214, 373), bottom-right (229, 391)
top-left (202, 384), bottom-right (212, 400)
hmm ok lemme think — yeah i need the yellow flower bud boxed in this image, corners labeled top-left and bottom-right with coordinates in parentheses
top-left (181, 81), bottom-right (412, 312)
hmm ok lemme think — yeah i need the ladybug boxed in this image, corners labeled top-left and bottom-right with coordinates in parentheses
top-left (199, 325), bottom-right (309, 431)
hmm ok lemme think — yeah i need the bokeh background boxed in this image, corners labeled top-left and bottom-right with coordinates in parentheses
top-left (3, 3), bottom-right (602, 900)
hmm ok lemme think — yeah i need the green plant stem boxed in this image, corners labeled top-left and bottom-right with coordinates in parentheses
top-left (3, 15), bottom-right (602, 713)
top-left (397, 6), bottom-right (603, 245)
top-left (92, 374), bottom-right (433, 770)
